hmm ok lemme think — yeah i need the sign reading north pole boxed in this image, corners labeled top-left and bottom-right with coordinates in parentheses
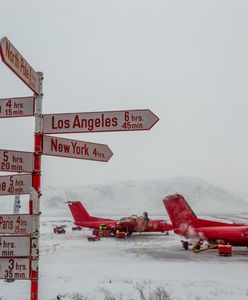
top-left (42, 135), bottom-right (113, 162)
top-left (0, 214), bottom-right (39, 235)
top-left (0, 149), bottom-right (33, 173)
top-left (0, 235), bottom-right (30, 257)
top-left (0, 174), bottom-right (32, 196)
top-left (0, 97), bottom-right (34, 118)
top-left (0, 258), bottom-right (30, 279)
top-left (43, 109), bottom-right (159, 134)
top-left (0, 37), bottom-right (40, 95)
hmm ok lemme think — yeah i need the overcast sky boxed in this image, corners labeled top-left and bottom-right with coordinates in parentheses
top-left (0, 1), bottom-right (248, 196)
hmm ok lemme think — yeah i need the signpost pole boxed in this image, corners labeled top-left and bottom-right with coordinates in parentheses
top-left (30, 72), bottom-right (43, 300)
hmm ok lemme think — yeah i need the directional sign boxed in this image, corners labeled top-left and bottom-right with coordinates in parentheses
top-left (0, 149), bottom-right (33, 173)
top-left (0, 97), bottom-right (34, 118)
top-left (43, 109), bottom-right (159, 134)
top-left (0, 235), bottom-right (30, 257)
top-left (0, 174), bottom-right (32, 196)
top-left (0, 37), bottom-right (40, 95)
top-left (42, 135), bottom-right (113, 162)
top-left (0, 214), bottom-right (39, 235)
top-left (0, 258), bottom-right (30, 279)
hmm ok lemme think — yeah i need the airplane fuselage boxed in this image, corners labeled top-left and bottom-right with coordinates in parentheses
top-left (75, 219), bottom-right (171, 233)
top-left (175, 225), bottom-right (248, 246)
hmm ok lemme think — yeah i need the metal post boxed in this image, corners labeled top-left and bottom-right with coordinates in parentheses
top-left (30, 72), bottom-right (43, 300)
top-left (13, 195), bottom-right (21, 213)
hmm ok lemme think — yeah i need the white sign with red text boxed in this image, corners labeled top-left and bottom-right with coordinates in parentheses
top-left (0, 214), bottom-right (39, 235)
top-left (43, 109), bottom-right (159, 134)
top-left (0, 174), bottom-right (32, 196)
top-left (0, 149), bottom-right (33, 173)
top-left (0, 258), bottom-right (30, 279)
top-left (42, 135), bottom-right (113, 162)
top-left (0, 97), bottom-right (34, 118)
top-left (0, 37), bottom-right (40, 95)
top-left (0, 235), bottom-right (30, 257)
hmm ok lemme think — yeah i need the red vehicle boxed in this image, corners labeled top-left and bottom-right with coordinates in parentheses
top-left (115, 231), bottom-right (126, 239)
top-left (98, 230), bottom-right (112, 237)
top-left (53, 226), bottom-right (66, 234)
top-left (72, 226), bottom-right (82, 231)
top-left (87, 235), bottom-right (101, 242)
top-left (218, 245), bottom-right (232, 256)
top-left (68, 201), bottom-right (172, 236)
top-left (164, 194), bottom-right (248, 249)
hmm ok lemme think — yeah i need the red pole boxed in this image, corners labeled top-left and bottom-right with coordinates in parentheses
top-left (30, 133), bottom-right (42, 300)
top-left (30, 72), bottom-right (43, 300)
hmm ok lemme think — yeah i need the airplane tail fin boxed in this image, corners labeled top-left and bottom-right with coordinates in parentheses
top-left (163, 194), bottom-right (233, 234)
top-left (163, 194), bottom-right (196, 233)
top-left (68, 201), bottom-right (93, 223)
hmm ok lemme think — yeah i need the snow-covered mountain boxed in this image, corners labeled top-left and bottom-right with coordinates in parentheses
top-left (41, 176), bottom-right (248, 216)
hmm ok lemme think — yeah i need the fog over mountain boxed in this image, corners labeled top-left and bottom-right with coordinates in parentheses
top-left (41, 176), bottom-right (248, 216)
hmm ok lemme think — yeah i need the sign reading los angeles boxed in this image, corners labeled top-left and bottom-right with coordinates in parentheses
top-left (0, 258), bottom-right (30, 279)
top-left (0, 97), bottom-right (34, 118)
top-left (43, 109), bottom-right (159, 134)
top-left (42, 135), bottom-right (113, 162)
top-left (0, 149), bottom-right (33, 173)
top-left (0, 174), bottom-right (32, 196)
top-left (0, 37), bottom-right (40, 95)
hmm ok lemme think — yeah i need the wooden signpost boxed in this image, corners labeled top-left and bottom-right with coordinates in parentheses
top-left (0, 36), bottom-right (159, 300)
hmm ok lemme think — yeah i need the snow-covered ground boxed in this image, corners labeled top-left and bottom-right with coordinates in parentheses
top-left (0, 215), bottom-right (248, 300)
top-left (0, 178), bottom-right (248, 299)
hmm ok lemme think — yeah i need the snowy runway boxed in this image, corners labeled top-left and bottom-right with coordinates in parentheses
top-left (0, 216), bottom-right (248, 300)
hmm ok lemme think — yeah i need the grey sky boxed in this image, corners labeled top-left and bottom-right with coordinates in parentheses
top-left (0, 1), bottom-right (248, 196)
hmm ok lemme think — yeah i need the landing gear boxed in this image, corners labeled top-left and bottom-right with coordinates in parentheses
top-left (126, 231), bottom-right (132, 237)
top-left (194, 240), bottom-right (203, 250)
top-left (181, 240), bottom-right (190, 250)
top-left (192, 240), bottom-right (203, 252)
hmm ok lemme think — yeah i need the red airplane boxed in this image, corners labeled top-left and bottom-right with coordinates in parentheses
top-left (163, 194), bottom-right (248, 247)
top-left (68, 201), bottom-right (172, 235)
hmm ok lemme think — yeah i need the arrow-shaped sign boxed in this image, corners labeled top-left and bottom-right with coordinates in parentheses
top-left (0, 235), bottom-right (31, 257)
top-left (0, 37), bottom-right (40, 95)
top-left (43, 109), bottom-right (159, 134)
top-left (0, 149), bottom-right (33, 173)
top-left (0, 258), bottom-right (30, 279)
top-left (0, 96), bottom-right (34, 118)
top-left (42, 135), bottom-right (113, 162)
top-left (0, 174), bottom-right (32, 196)
top-left (0, 214), bottom-right (39, 235)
